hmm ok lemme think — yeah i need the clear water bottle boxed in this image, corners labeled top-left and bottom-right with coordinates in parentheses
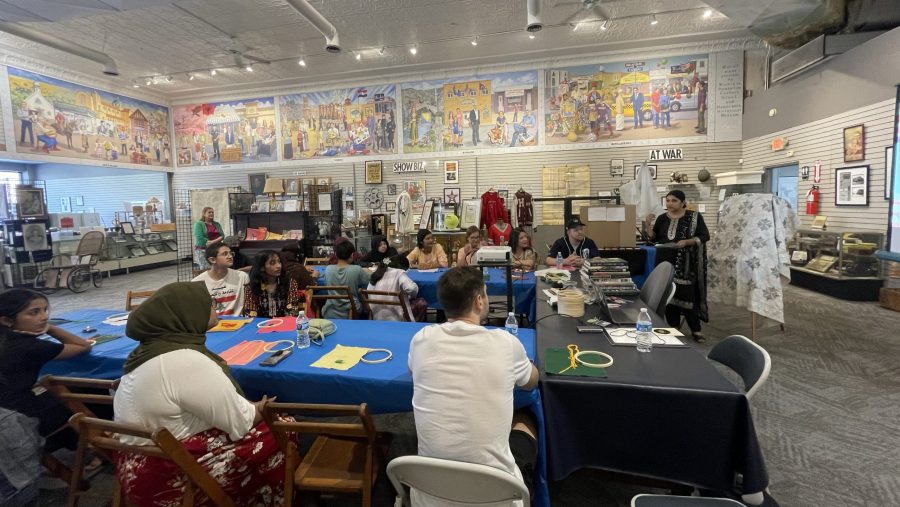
top-left (582, 248), bottom-right (590, 261)
top-left (505, 312), bottom-right (518, 336)
top-left (296, 311), bottom-right (310, 349)
top-left (555, 252), bottom-right (563, 269)
top-left (635, 308), bottom-right (653, 353)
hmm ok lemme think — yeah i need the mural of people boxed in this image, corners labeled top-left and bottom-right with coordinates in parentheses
top-left (173, 97), bottom-right (276, 167)
top-left (6, 66), bottom-right (170, 165)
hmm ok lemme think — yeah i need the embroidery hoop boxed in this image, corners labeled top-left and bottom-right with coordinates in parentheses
top-left (574, 350), bottom-right (614, 368)
top-left (264, 340), bottom-right (295, 353)
top-left (256, 318), bottom-right (285, 329)
top-left (102, 313), bottom-right (130, 326)
top-left (360, 348), bottom-right (392, 364)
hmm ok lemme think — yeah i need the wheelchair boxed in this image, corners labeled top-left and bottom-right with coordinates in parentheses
top-left (34, 231), bottom-right (105, 294)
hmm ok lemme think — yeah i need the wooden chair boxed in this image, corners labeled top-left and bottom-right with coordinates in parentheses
top-left (262, 402), bottom-right (392, 507)
top-left (359, 289), bottom-right (413, 322)
top-left (36, 376), bottom-right (116, 494)
top-left (306, 286), bottom-right (358, 319)
top-left (304, 257), bottom-right (329, 266)
top-left (125, 290), bottom-right (155, 311)
top-left (66, 414), bottom-right (235, 507)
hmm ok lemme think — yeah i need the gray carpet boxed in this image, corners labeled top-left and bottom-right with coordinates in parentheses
top-left (31, 266), bottom-right (900, 506)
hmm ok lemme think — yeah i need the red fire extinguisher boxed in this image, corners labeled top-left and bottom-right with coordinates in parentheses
top-left (806, 186), bottom-right (820, 215)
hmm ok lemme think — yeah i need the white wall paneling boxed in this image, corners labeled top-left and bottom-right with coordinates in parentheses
top-left (741, 99), bottom-right (893, 234)
top-left (42, 171), bottom-right (168, 228)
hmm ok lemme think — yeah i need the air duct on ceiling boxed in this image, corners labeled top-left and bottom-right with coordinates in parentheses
top-left (284, 0), bottom-right (341, 53)
top-left (0, 21), bottom-right (119, 75)
top-left (527, 0), bottom-right (543, 32)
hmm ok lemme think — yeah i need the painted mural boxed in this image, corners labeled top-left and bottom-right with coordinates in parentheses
top-left (544, 55), bottom-right (709, 145)
top-left (279, 85), bottom-right (396, 159)
top-left (6, 66), bottom-right (170, 166)
top-left (401, 71), bottom-right (538, 153)
top-left (173, 97), bottom-right (276, 167)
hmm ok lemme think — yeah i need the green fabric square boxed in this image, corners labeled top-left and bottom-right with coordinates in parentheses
top-left (544, 347), bottom-right (607, 378)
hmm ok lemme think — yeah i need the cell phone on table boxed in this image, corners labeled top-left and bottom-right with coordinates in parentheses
top-left (260, 348), bottom-right (293, 366)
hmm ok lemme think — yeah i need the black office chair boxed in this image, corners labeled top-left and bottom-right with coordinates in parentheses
top-left (708, 335), bottom-right (772, 399)
top-left (639, 261), bottom-right (674, 316)
top-left (632, 494), bottom-right (745, 507)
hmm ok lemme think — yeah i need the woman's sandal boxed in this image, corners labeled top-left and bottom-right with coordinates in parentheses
top-left (692, 332), bottom-right (707, 343)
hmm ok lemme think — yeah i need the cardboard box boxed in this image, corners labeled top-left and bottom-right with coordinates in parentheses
top-left (150, 223), bottom-right (176, 232)
top-left (580, 205), bottom-right (636, 248)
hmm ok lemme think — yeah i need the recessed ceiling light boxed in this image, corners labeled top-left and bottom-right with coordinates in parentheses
top-left (650, 14), bottom-right (658, 25)
top-left (133, 83), bottom-right (140, 88)
top-left (145, 79), bottom-right (152, 86)
top-left (528, 33), bottom-right (535, 39)
top-left (165, 75), bottom-right (173, 82)
top-left (471, 37), bottom-right (478, 46)
top-left (600, 19), bottom-right (610, 30)
top-left (409, 46), bottom-right (418, 55)
top-left (379, 47), bottom-right (386, 55)
top-left (245, 64), bottom-right (253, 72)
top-left (355, 52), bottom-right (362, 60)
top-left (298, 58), bottom-right (306, 67)
top-left (210, 69), bottom-right (217, 76)
top-left (188, 73), bottom-right (194, 81)
top-left (703, 9), bottom-right (713, 18)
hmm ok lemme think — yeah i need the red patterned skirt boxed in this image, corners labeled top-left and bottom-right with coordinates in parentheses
top-left (115, 422), bottom-right (285, 506)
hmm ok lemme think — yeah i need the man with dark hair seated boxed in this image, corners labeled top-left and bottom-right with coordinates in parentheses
top-left (408, 267), bottom-right (539, 505)
top-left (280, 242), bottom-right (318, 290)
top-left (192, 242), bottom-right (249, 316)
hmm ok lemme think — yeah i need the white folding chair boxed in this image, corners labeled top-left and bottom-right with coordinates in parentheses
top-left (708, 334), bottom-right (772, 399)
top-left (388, 455), bottom-right (530, 507)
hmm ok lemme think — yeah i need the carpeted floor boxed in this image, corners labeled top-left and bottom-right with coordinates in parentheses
top-left (31, 265), bottom-right (900, 506)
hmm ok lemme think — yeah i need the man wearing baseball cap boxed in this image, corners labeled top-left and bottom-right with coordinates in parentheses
top-left (545, 216), bottom-right (600, 268)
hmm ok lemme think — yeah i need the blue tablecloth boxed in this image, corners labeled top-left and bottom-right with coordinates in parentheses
top-left (40, 309), bottom-right (550, 507)
top-left (316, 267), bottom-right (538, 324)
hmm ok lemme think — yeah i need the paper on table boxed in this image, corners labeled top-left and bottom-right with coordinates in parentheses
top-left (606, 207), bottom-right (626, 222)
top-left (311, 344), bottom-right (372, 371)
top-left (415, 268), bottom-right (439, 273)
top-left (587, 207), bottom-right (607, 221)
top-left (606, 328), bottom-right (685, 346)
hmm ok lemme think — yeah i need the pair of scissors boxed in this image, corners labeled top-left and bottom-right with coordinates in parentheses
top-left (558, 344), bottom-right (580, 373)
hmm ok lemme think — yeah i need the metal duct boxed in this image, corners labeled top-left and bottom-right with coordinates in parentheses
top-left (284, 0), bottom-right (341, 53)
top-left (0, 21), bottom-right (119, 75)
top-left (527, 0), bottom-right (543, 32)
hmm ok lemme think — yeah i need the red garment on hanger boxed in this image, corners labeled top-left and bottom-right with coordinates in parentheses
top-left (489, 223), bottom-right (512, 246)
top-left (515, 190), bottom-right (533, 226)
top-left (480, 191), bottom-right (506, 229)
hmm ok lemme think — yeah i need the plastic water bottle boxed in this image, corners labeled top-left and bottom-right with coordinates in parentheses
top-left (505, 312), bottom-right (519, 336)
top-left (636, 308), bottom-right (653, 353)
top-left (296, 311), bottom-right (310, 349)
top-left (555, 252), bottom-right (563, 270)
top-left (582, 248), bottom-right (590, 261)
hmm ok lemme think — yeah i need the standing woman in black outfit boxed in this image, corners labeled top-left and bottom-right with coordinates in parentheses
top-left (643, 190), bottom-right (710, 342)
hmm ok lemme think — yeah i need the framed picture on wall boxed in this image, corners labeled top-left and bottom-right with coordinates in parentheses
top-left (285, 178), bottom-right (300, 195)
top-left (459, 199), bottom-right (482, 229)
top-left (886, 146), bottom-right (894, 200)
top-left (843, 124), bottom-right (865, 163)
top-left (443, 187), bottom-right (460, 205)
top-left (16, 188), bottom-right (46, 218)
top-left (316, 176), bottom-right (332, 188)
top-left (835, 165), bottom-right (869, 206)
top-left (60, 197), bottom-right (72, 213)
top-left (365, 160), bottom-right (382, 184)
top-left (387, 184), bottom-right (397, 195)
top-left (610, 159), bottom-right (625, 176)
top-left (443, 160), bottom-right (459, 184)
top-left (634, 164), bottom-right (658, 180)
top-left (248, 173), bottom-right (267, 195)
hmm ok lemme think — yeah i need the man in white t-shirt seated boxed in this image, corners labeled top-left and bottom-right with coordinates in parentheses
top-left (192, 243), bottom-right (250, 316)
top-left (408, 267), bottom-right (539, 505)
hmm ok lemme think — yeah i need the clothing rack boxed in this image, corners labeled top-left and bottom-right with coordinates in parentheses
top-left (531, 195), bottom-right (621, 225)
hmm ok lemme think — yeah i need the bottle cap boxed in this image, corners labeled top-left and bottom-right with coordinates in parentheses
top-left (640, 308), bottom-right (647, 311)
top-left (508, 311), bottom-right (514, 316)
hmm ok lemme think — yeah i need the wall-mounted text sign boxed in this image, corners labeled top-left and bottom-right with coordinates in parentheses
top-left (648, 148), bottom-right (683, 161)
top-left (392, 161), bottom-right (428, 173)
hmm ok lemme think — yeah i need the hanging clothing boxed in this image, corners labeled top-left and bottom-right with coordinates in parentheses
top-left (488, 223), bottom-right (512, 246)
top-left (652, 210), bottom-right (711, 332)
top-left (395, 191), bottom-right (416, 234)
top-left (480, 191), bottom-right (506, 230)
top-left (707, 194), bottom-right (798, 324)
top-left (515, 190), bottom-right (533, 226)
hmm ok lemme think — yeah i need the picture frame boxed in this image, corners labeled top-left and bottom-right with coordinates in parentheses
top-left (60, 196), bottom-right (72, 213)
top-left (610, 159), bottom-right (625, 176)
top-left (248, 173), bottom-right (267, 195)
top-left (420, 199), bottom-right (435, 230)
top-left (22, 223), bottom-right (48, 252)
top-left (317, 192), bottom-right (333, 211)
top-left (387, 184), bottom-right (397, 195)
top-left (120, 221), bottom-right (135, 235)
top-left (285, 178), bottom-right (300, 196)
top-left (886, 146), bottom-right (894, 200)
top-left (365, 160), bottom-right (383, 184)
top-left (316, 176), bottom-right (332, 188)
top-left (16, 188), bottom-right (46, 218)
top-left (443, 160), bottom-right (459, 184)
top-left (843, 124), bottom-right (865, 163)
top-left (834, 165), bottom-right (869, 206)
top-left (459, 198), bottom-right (482, 229)
top-left (75, 196), bottom-right (84, 206)
top-left (498, 189), bottom-right (509, 200)
top-left (229, 192), bottom-right (255, 214)
top-left (634, 164), bottom-right (658, 180)
top-left (443, 187), bottom-right (460, 205)
top-left (370, 213), bottom-right (387, 236)
top-left (386, 202), bottom-right (396, 212)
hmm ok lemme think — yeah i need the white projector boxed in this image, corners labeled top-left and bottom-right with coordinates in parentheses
top-left (475, 246), bottom-right (511, 264)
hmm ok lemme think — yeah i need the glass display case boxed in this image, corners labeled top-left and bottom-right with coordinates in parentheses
top-left (788, 229), bottom-right (883, 301)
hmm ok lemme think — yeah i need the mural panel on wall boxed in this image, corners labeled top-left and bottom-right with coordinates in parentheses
top-left (7, 67), bottom-right (170, 166)
top-left (544, 55), bottom-right (709, 145)
top-left (401, 71), bottom-right (538, 153)
top-left (279, 85), bottom-right (396, 159)
top-left (173, 97), bottom-right (276, 167)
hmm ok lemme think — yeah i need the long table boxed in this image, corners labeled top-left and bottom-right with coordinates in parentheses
top-left (534, 280), bottom-right (769, 497)
top-left (316, 267), bottom-right (538, 324)
top-left (40, 309), bottom-right (550, 507)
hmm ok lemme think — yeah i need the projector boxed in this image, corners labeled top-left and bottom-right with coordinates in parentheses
top-left (475, 246), bottom-right (511, 264)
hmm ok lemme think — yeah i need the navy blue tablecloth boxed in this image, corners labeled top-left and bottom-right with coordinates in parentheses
top-left (40, 310), bottom-right (550, 507)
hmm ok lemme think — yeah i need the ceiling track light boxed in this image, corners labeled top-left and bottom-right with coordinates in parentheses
top-left (132, 82), bottom-right (140, 88)
top-left (298, 57), bottom-right (307, 66)
top-left (650, 14), bottom-right (658, 25)
top-left (164, 75), bottom-right (173, 83)
top-left (703, 9), bottom-right (713, 18)
top-left (528, 33), bottom-right (535, 39)
top-left (210, 69), bottom-right (217, 76)
top-left (245, 64), bottom-right (253, 72)
top-left (188, 73), bottom-right (194, 81)
top-left (379, 47), bottom-right (385, 55)
top-left (471, 36), bottom-right (478, 46)
top-left (409, 46), bottom-right (417, 55)
top-left (355, 52), bottom-right (361, 60)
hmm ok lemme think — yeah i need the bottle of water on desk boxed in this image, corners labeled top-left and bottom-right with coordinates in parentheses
top-left (505, 312), bottom-right (518, 336)
top-left (556, 252), bottom-right (563, 270)
top-left (636, 308), bottom-right (653, 353)
top-left (296, 311), bottom-right (310, 349)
